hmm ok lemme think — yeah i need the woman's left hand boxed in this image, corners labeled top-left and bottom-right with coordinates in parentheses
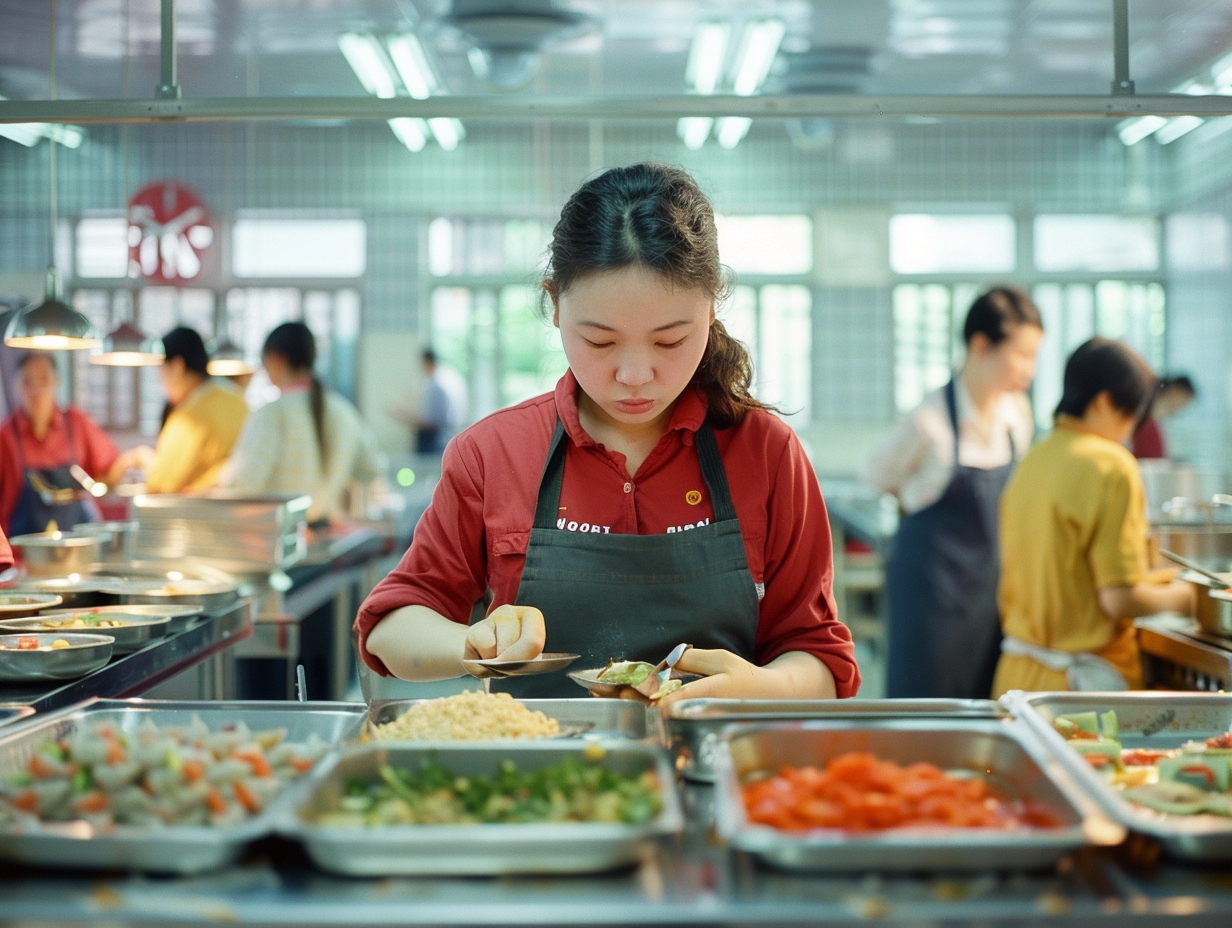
top-left (656, 648), bottom-right (765, 709)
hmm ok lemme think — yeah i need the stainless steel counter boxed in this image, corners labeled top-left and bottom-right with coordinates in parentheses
top-left (2, 782), bottom-right (1232, 926)
top-left (1137, 615), bottom-right (1232, 691)
top-left (0, 601), bottom-right (252, 712)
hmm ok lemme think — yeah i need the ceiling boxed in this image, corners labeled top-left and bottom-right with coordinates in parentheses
top-left (2, 0), bottom-right (1232, 104)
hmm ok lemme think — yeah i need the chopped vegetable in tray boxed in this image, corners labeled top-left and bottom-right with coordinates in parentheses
top-left (314, 751), bottom-right (662, 827)
top-left (742, 752), bottom-right (1061, 832)
top-left (1051, 710), bottom-right (1232, 818)
top-left (0, 717), bottom-right (329, 829)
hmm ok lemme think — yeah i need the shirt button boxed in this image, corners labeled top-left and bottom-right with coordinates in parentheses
top-left (623, 482), bottom-right (633, 494)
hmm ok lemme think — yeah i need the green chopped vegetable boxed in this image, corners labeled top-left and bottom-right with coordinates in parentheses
top-left (597, 662), bottom-right (654, 687)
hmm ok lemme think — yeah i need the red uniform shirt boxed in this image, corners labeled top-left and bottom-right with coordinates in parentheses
top-left (356, 371), bottom-right (860, 698)
top-left (0, 528), bottom-right (10, 567)
top-left (1132, 416), bottom-right (1166, 459)
top-left (0, 407), bottom-right (120, 534)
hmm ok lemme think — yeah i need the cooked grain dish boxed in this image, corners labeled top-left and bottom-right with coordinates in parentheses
top-left (369, 691), bottom-right (561, 742)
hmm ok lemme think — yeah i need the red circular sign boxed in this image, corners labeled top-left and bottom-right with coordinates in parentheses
top-left (127, 181), bottom-right (214, 284)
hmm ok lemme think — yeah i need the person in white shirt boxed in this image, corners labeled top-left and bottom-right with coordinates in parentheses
top-left (862, 287), bottom-right (1044, 699)
top-left (218, 322), bottom-right (380, 523)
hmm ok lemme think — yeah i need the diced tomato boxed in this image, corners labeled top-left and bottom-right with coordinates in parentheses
top-left (1084, 754), bottom-right (1112, 770)
top-left (28, 754), bottom-right (58, 779)
top-left (73, 792), bottom-right (109, 814)
top-left (182, 760), bottom-right (205, 784)
top-left (232, 750), bottom-right (271, 779)
top-left (232, 781), bottom-right (260, 815)
top-left (1121, 749), bottom-right (1171, 766)
top-left (1180, 765), bottom-right (1217, 787)
top-left (12, 789), bottom-right (39, 813)
top-left (289, 757), bottom-right (315, 774)
top-left (16, 637), bottom-right (38, 651)
top-left (205, 788), bottom-right (229, 816)
top-left (105, 742), bottom-right (125, 765)
top-left (1206, 733), bottom-right (1232, 750)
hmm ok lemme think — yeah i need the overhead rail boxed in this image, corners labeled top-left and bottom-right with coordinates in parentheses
top-left (3, 93), bottom-right (1232, 125)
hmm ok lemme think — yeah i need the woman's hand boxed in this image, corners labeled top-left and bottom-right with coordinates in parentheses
top-left (464, 604), bottom-right (546, 661)
top-left (657, 649), bottom-right (838, 710)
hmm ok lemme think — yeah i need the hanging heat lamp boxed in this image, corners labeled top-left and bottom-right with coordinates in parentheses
top-left (206, 337), bottom-right (257, 377)
top-left (90, 320), bottom-right (165, 366)
top-left (4, 0), bottom-right (97, 352)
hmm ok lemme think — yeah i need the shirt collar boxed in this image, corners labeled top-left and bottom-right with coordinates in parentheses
top-left (15, 407), bottom-right (64, 442)
top-left (554, 370), bottom-right (709, 449)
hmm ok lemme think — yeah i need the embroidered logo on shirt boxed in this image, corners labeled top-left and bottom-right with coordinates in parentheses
top-left (556, 518), bottom-right (611, 534)
top-left (666, 519), bottom-right (711, 533)
top-left (685, 490), bottom-right (703, 506)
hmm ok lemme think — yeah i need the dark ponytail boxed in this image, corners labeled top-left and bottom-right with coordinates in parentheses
top-left (262, 322), bottom-right (328, 468)
top-left (544, 162), bottom-right (775, 429)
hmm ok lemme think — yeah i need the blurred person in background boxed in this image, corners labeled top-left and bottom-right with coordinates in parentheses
top-left (218, 322), bottom-right (380, 523)
top-left (1132, 374), bottom-right (1195, 459)
top-left (864, 287), bottom-right (1044, 700)
top-left (0, 353), bottom-right (141, 535)
top-left (391, 349), bottom-right (466, 455)
top-left (994, 339), bottom-right (1195, 695)
top-left (132, 327), bottom-right (249, 494)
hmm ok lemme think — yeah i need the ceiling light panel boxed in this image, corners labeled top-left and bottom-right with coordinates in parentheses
top-left (388, 33), bottom-right (439, 100)
top-left (732, 18), bottom-right (786, 96)
top-left (685, 21), bottom-right (730, 94)
top-left (339, 33), bottom-right (398, 99)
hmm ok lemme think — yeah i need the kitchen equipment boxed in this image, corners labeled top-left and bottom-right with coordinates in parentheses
top-left (713, 718), bottom-right (1115, 872)
top-left (0, 698), bottom-right (364, 873)
top-left (58, 603), bottom-right (204, 633)
top-left (1151, 496), bottom-right (1232, 572)
top-left (0, 609), bottom-right (172, 655)
top-left (0, 593), bottom-right (63, 618)
top-left (69, 521), bottom-right (136, 563)
top-left (12, 577), bottom-right (115, 609)
top-left (667, 698), bottom-right (1007, 782)
top-left (462, 652), bottom-right (580, 679)
top-left (0, 633), bottom-right (114, 682)
top-left (1009, 691), bottom-right (1232, 861)
top-left (364, 697), bottom-right (651, 742)
top-left (1162, 549), bottom-right (1230, 588)
top-left (8, 533), bottom-right (100, 579)
top-left (0, 705), bottom-right (35, 730)
top-left (1175, 569), bottom-right (1232, 636)
top-left (132, 492), bottom-right (311, 570)
top-left (277, 740), bottom-right (682, 876)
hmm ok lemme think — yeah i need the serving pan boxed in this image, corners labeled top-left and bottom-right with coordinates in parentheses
top-left (668, 698), bottom-right (1006, 782)
top-left (1008, 691), bottom-right (1232, 861)
top-left (0, 609), bottom-right (172, 655)
top-left (0, 698), bottom-right (364, 873)
top-left (0, 633), bottom-right (114, 682)
top-left (365, 697), bottom-right (651, 743)
top-left (0, 593), bottom-right (63, 618)
top-left (8, 533), bottom-right (101, 579)
top-left (278, 740), bottom-right (683, 876)
top-left (713, 718), bottom-right (1117, 872)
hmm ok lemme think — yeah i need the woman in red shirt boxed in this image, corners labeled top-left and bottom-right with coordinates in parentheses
top-left (356, 164), bottom-right (859, 701)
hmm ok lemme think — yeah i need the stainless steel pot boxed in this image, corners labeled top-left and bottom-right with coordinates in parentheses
top-left (1151, 524), bottom-right (1232, 572)
top-left (70, 521), bottom-right (137, 563)
top-left (8, 533), bottom-right (101, 579)
top-left (1179, 569), bottom-right (1232, 636)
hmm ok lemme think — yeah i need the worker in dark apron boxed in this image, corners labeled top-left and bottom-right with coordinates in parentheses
top-left (354, 164), bottom-right (860, 704)
top-left (885, 381), bottom-right (1015, 698)
top-left (7, 414), bottom-right (92, 536)
top-left (866, 287), bottom-right (1044, 700)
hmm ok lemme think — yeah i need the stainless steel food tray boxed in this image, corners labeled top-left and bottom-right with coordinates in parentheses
top-left (1008, 691), bottom-right (1232, 861)
top-left (364, 697), bottom-right (651, 742)
top-left (0, 705), bottom-right (35, 730)
top-left (668, 698), bottom-right (1006, 782)
top-left (0, 698), bottom-right (364, 873)
top-left (0, 610), bottom-right (171, 655)
top-left (277, 741), bottom-right (683, 876)
top-left (713, 718), bottom-right (1118, 872)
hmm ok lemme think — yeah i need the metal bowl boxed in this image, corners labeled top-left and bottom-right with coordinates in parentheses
top-left (0, 632), bottom-right (114, 681)
top-left (0, 593), bottom-right (63, 618)
top-left (1177, 569), bottom-right (1232, 635)
top-left (70, 521), bottom-right (137, 563)
top-left (8, 533), bottom-right (101, 579)
top-left (0, 609), bottom-right (172, 655)
top-left (13, 577), bottom-right (116, 610)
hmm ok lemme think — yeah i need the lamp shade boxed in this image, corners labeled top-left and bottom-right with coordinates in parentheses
top-left (206, 338), bottom-right (257, 376)
top-left (90, 322), bottom-right (165, 366)
top-left (4, 267), bottom-right (98, 350)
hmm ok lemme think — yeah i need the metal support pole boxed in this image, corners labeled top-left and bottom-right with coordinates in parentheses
top-left (157, 0), bottom-right (181, 99)
top-left (1112, 0), bottom-right (1134, 96)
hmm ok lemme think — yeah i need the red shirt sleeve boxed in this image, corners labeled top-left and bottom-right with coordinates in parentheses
top-left (0, 420), bottom-right (23, 536)
top-left (0, 526), bottom-right (11, 567)
top-left (1132, 417), bottom-right (1165, 459)
top-left (754, 427), bottom-right (861, 698)
top-left (67, 408), bottom-right (120, 479)
top-left (354, 434), bottom-right (489, 676)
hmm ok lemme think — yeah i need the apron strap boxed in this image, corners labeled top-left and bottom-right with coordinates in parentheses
top-left (531, 415), bottom-right (740, 531)
top-left (946, 378), bottom-right (1017, 468)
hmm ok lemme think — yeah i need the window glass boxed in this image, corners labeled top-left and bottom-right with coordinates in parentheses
top-left (75, 217), bottom-right (128, 278)
top-left (430, 287), bottom-right (472, 381)
top-left (1167, 213), bottom-right (1231, 271)
top-left (757, 285), bottom-right (812, 425)
top-left (1034, 215), bottom-right (1159, 272)
top-left (889, 215), bottom-right (1016, 274)
top-left (499, 286), bottom-right (567, 406)
top-left (892, 283), bottom-right (955, 413)
top-left (428, 218), bottom-right (454, 277)
top-left (715, 215), bottom-right (813, 275)
top-left (232, 218), bottom-right (366, 278)
top-left (723, 286), bottom-right (758, 360)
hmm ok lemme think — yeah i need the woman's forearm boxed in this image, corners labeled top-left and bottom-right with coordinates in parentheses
top-left (365, 605), bottom-right (469, 681)
top-left (759, 651), bottom-right (838, 699)
top-left (1098, 581), bottom-right (1195, 621)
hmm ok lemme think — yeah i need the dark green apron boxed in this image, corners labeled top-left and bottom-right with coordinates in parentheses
top-left (495, 418), bottom-right (761, 698)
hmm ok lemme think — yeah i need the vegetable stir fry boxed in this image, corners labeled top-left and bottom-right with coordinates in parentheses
top-left (0, 717), bottom-right (329, 829)
top-left (315, 753), bottom-right (662, 827)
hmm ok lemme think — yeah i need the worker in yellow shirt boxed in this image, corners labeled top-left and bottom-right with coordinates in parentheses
top-left (130, 327), bottom-right (249, 494)
top-left (992, 338), bottom-right (1195, 697)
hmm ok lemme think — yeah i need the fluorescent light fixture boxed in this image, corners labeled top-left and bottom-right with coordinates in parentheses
top-left (339, 33), bottom-right (397, 99)
top-left (1156, 115), bottom-right (1205, 144)
top-left (732, 18), bottom-right (785, 96)
top-left (686, 21), bottom-right (730, 94)
top-left (427, 117), bottom-right (465, 151)
top-left (0, 124), bottom-right (42, 147)
top-left (387, 33), bottom-right (437, 100)
top-left (1213, 51), bottom-right (1232, 89)
top-left (677, 117), bottom-right (713, 150)
top-left (716, 116), bottom-right (752, 149)
top-left (0, 98), bottom-right (84, 148)
top-left (43, 124), bottom-right (83, 148)
top-left (388, 117), bottom-right (428, 152)
top-left (1117, 115), bottom-right (1167, 145)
